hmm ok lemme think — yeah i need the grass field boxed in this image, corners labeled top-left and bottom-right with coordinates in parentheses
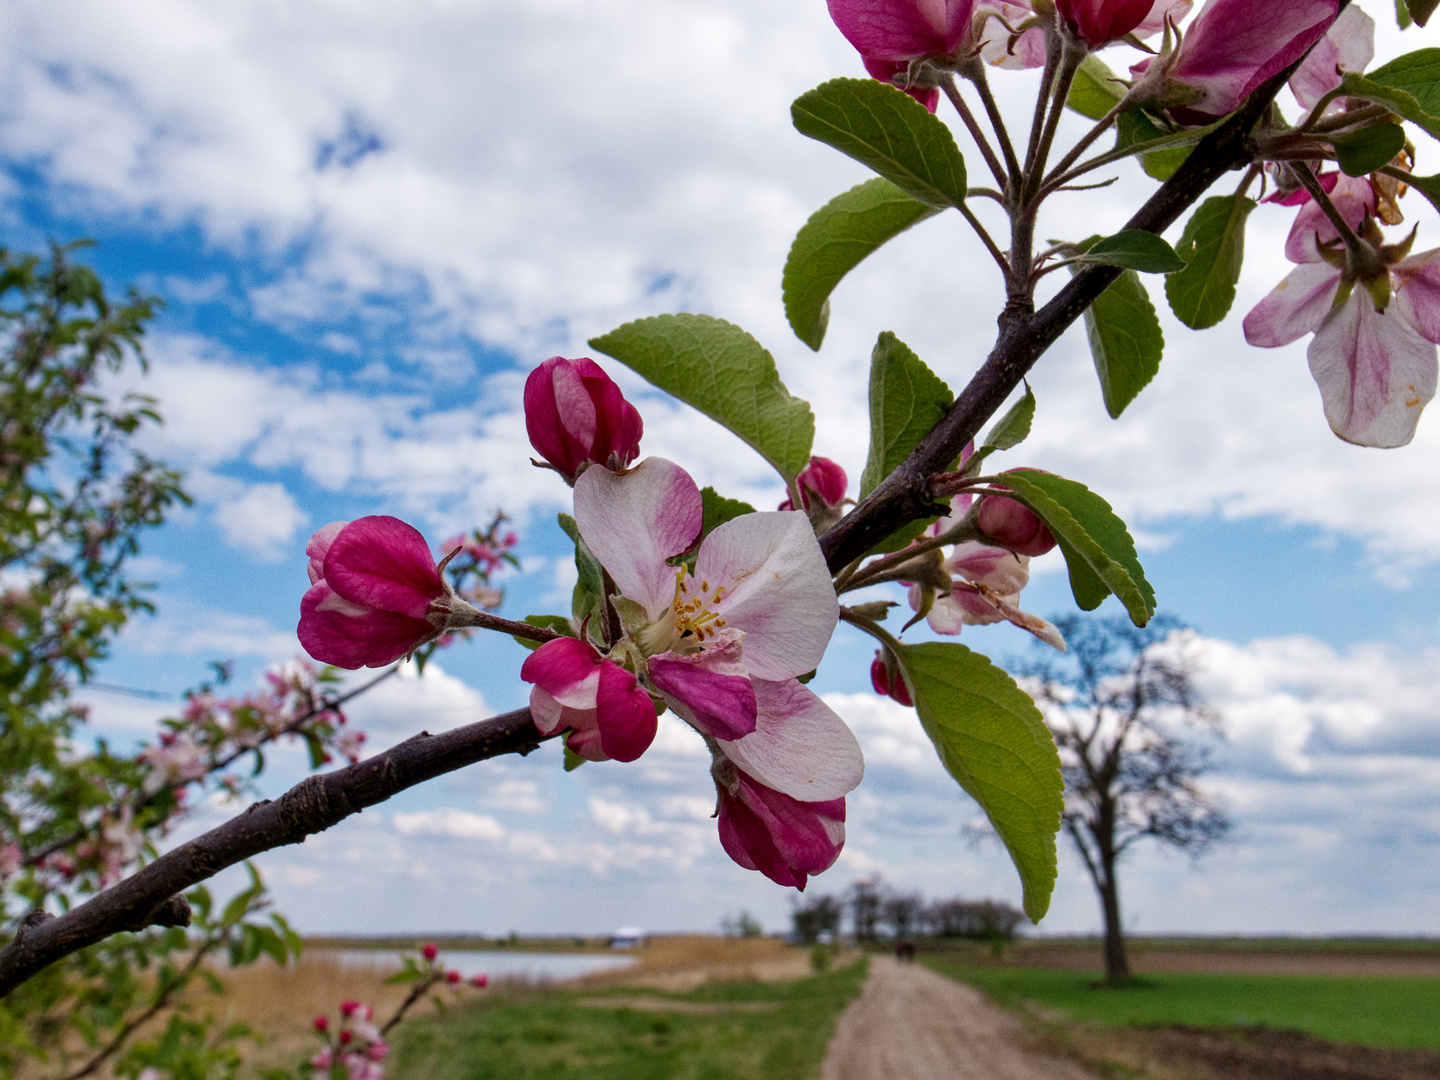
top-left (389, 958), bottom-right (868, 1079)
top-left (926, 960), bottom-right (1440, 1051)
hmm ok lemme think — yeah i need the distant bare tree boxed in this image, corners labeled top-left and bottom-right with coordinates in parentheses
top-left (790, 894), bottom-right (843, 944)
top-left (1020, 614), bottom-right (1231, 983)
top-left (849, 878), bottom-right (884, 941)
top-left (925, 899), bottom-right (1025, 942)
top-left (880, 891), bottom-right (925, 940)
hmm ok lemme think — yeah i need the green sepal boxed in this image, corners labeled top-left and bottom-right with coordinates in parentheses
top-left (564, 744), bottom-right (587, 772)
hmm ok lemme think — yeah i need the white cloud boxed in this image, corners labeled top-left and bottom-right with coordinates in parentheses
top-left (213, 481), bottom-right (307, 559)
top-left (393, 808), bottom-right (507, 842)
top-left (339, 660), bottom-right (493, 750)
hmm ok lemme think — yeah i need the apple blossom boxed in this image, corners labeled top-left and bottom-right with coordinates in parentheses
top-left (422, 942), bottom-right (438, 962)
top-left (779, 456), bottom-right (850, 532)
top-left (870, 650), bottom-right (913, 706)
top-left (828, 0), bottom-right (980, 110)
top-left (979, 0), bottom-right (1190, 69)
top-left (521, 637), bottom-right (658, 762)
top-left (909, 540), bottom-right (1066, 649)
top-left (1288, 2), bottom-right (1373, 113)
top-left (715, 763), bottom-right (846, 890)
top-left (471, 974), bottom-right (489, 988)
top-left (1244, 213), bottom-right (1440, 447)
top-left (976, 493), bottom-right (1057, 556)
top-left (299, 516), bottom-right (492, 669)
top-left (1056, 0), bottom-right (1157, 48)
top-left (524, 356), bottom-right (643, 482)
top-left (1133, 0), bottom-right (1338, 119)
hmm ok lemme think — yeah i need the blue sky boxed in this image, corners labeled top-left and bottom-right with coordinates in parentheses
top-left (6, 0), bottom-right (1440, 938)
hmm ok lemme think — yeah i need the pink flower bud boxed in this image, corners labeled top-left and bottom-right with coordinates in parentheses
top-left (422, 942), bottom-right (438, 962)
top-left (828, 0), bottom-right (979, 110)
top-left (445, 969), bottom-right (461, 984)
top-left (782, 457), bottom-right (848, 512)
top-left (299, 517), bottom-right (452, 669)
top-left (522, 637), bottom-right (659, 763)
top-left (869, 652), bottom-right (913, 707)
top-left (716, 769), bottom-right (846, 890)
top-left (313, 1015), bottom-right (329, 1033)
top-left (524, 356), bottom-right (643, 482)
top-left (339, 1030), bottom-right (353, 1045)
top-left (1056, 0), bottom-right (1156, 46)
top-left (340, 1000), bottom-right (360, 1017)
top-left (977, 495), bottom-right (1056, 556)
top-left (471, 974), bottom-right (489, 988)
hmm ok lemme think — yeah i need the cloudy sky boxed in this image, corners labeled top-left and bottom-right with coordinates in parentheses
top-left (5, 0), bottom-right (1440, 938)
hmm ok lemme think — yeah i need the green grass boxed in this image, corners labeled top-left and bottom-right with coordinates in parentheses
top-left (390, 958), bottom-right (867, 1079)
top-left (925, 960), bottom-right (1440, 1051)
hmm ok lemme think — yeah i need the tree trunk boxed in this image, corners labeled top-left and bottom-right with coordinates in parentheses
top-left (1099, 870), bottom-right (1130, 982)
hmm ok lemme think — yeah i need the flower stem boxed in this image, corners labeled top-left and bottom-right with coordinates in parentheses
top-left (966, 63), bottom-right (1024, 186)
top-left (1292, 161), bottom-right (1365, 252)
top-left (942, 77), bottom-right (1010, 190)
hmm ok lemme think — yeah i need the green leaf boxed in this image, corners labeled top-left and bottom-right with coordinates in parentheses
top-left (1340, 70), bottom-right (1440, 141)
top-left (1165, 194), bottom-right (1257, 330)
top-left (512, 614), bottom-right (573, 652)
top-left (860, 331), bottom-right (953, 498)
top-left (1403, 0), bottom-right (1437, 28)
top-left (791, 78), bottom-right (968, 208)
top-left (563, 744), bottom-right (587, 771)
top-left (1081, 269), bottom-right (1165, 419)
top-left (1067, 55), bottom-right (1125, 120)
top-left (894, 641), bottom-right (1063, 923)
top-left (1368, 47), bottom-right (1440, 117)
top-left (701, 487), bottom-right (756, 537)
top-left (1407, 171), bottom-right (1440, 214)
top-left (982, 384), bottom-right (1036, 452)
top-left (1074, 230), bottom-right (1186, 274)
top-left (989, 469), bottom-right (1156, 625)
top-left (1116, 109), bottom-right (1191, 181)
top-left (1398, 0), bottom-right (1414, 28)
top-left (783, 178), bottom-right (940, 350)
top-left (590, 314), bottom-right (816, 481)
top-left (1331, 122), bottom-right (1408, 177)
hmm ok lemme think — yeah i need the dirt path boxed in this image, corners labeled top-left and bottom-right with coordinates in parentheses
top-left (821, 956), bottom-right (1097, 1080)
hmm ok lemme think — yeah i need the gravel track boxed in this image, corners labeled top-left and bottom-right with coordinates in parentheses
top-left (821, 956), bottom-right (1098, 1080)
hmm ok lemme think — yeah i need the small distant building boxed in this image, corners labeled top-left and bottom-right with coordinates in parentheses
top-left (609, 927), bottom-right (645, 949)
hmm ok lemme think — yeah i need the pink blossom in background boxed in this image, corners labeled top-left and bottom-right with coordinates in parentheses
top-left (1288, 3), bottom-right (1373, 112)
top-left (910, 541), bottom-right (1066, 649)
top-left (1152, 0), bottom-right (1338, 119)
top-left (422, 942), bottom-right (438, 961)
top-left (780, 456), bottom-right (848, 513)
top-left (299, 517), bottom-right (447, 669)
top-left (717, 767), bottom-right (846, 890)
top-left (524, 356), bottom-right (643, 482)
top-left (1244, 245), bottom-right (1440, 448)
top-left (521, 637), bottom-right (658, 762)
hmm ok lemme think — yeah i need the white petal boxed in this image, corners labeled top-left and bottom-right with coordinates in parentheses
top-left (1308, 291), bottom-right (1438, 448)
top-left (1394, 247), bottom-right (1440, 345)
top-left (1243, 262), bottom-right (1341, 347)
top-left (694, 511), bottom-right (838, 681)
top-left (573, 457), bottom-right (703, 619)
top-left (717, 679), bottom-right (864, 802)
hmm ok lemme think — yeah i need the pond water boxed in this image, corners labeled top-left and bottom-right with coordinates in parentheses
top-left (331, 950), bottom-right (637, 982)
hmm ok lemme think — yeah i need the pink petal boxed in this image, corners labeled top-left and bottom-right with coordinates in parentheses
top-left (1133, 0), bottom-right (1191, 36)
top-left (1289, 3), bottom-right (1373, 112)
top-left (828, 0), bottom-right (977, 62)
top-left (573, 457), bottom-right (703, 620)
top-left (298, 582), bottom-right (435, 669)
top-left (716, 679), bottom-right (864, 802)
top-left (950, 541), bottom-right (1028, 593)
top-left (925, 593), bottom-right (967, 635)
top-left (1308, 290), bottom-right (1438, 448)
top-left (1057, 0), bottom-right (1158, 47)
top-left (526, 357), bottom-right (599, 479)
top-left (978, 2), bottom-right (1048, 68)
top-left (1394, 248), bottom-right (1440, 345)
top-left (795, 456), bottom-right (849, 508)
top-left (595, 662), bottom-right (659, 762)
top-left (1170, 0), bottom-right (1338, 118)
top-left (306, 521), bottom-right (347, 585)
top-left (862, 57), bottom-right (941, 111)
top-left (1243, 262), bottom-right (1343, 347)
top-left (717, 771), bottom-right (846, 889)
top-left (520, 638), bottom-right (602, 706)
top-left (1285, 173), bottom-right (1375, 263)
top-left (693, 512), bottom-right (839, 681)
top-left (323, 516), bottom-right (443, 619)
top-left (648, 638), bottom-right (758, 741)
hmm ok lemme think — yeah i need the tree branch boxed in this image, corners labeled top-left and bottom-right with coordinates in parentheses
top-left (0, 707), bottom-right (550, 997)
top-left (817, 70), bottom-right (1286, 572)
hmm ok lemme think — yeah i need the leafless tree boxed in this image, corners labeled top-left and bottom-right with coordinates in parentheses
top-left (880, 891), bottom-right (925, 940)
top-left (790, 893), bottom-right (844, 944)
top-left (925, 899), bottom-right (1025, 942)
top-left (849, 878), bottom-right (884, 941)
top-left (1020, 615), bottom-right (1230, 983)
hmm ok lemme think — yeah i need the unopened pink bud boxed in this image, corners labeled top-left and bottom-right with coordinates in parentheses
top-left (446, 969), bottom-right (461, 984)
top-left (524, 357), bottom-right (643, 482)
top-left (795, 456), bottom-right (848, 510)
top-left (340, 1000), bottom-right (360, 1017)
top-left (422, 942), bottom-right (438, 961)
top-left (313, 1016), bottom-right (329, 1033)
top-left (977, 495), bottom-right (1056, 557)
top-left (339, 1030), bottom-right (353, 1045)
top-left (870, 652), bottom-right (913, 707)
top-left (471, 974), bottom-right (489, 988)
top-left (1056, 0), bottom-right (1155, 46)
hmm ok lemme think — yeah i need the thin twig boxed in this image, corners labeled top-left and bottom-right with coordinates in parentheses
top-left (942, 77), bottom-right (1009, 190)
top-left (969, 64), bottom-right (1025, 185)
